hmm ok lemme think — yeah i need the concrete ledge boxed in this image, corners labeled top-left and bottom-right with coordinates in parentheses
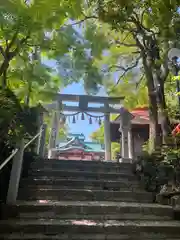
top-left (119, 158), bottom-right (133, 163)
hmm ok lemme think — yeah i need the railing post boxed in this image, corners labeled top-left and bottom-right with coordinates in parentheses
top-left (7, 139), bottom-right (25, 205)
top-left (37, 124), bottom-right (47, 157)
top-left (48, 101), bottom-right (61, 156)
top-left (35, 110), bottom-right (44, 154)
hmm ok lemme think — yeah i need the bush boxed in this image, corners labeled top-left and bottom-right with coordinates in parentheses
top-left (0, 88), bottom-right (39, 146)
top-left (135, 148), bottom-right (180, 194)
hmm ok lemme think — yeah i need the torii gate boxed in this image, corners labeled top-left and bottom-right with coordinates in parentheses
top-left (45, 94), bottom-right (134, 161)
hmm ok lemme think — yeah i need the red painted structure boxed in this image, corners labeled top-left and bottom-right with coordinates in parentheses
top-left (172, 123), bottom-right (180, 136)
top-left (50, 134), bottom-right (105, 161)
top-left (110, 107), bottom-right (179, 157)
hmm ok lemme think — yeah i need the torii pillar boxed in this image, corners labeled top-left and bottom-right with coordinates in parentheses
top-left (104, 109), bottom-right (111, 161)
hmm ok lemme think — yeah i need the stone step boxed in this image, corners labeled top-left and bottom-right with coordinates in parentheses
top-left (32, 159), bottom-right (131, 167)
top-left (18, 189), bottom-right (153, 202)
top-left (0, 219), bottom-right (180, 236)
top-left (18, 212), bottom-right (171, 221)
top-left (20, 178), bottom-right (140, 191)
top-left (31, 160), bottom-right (133, 173)
top-left (29, 169), bottom-right (136, 181)
top-left (0, 233), bottom-right (179, 240)
top-left (6, 201), bottom-right (174, 221)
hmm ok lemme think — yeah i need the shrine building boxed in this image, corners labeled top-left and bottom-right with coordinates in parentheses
top-left (110, 107), bottom-right (179, 159)
top-left (49, 133), bottom-right (105, 161)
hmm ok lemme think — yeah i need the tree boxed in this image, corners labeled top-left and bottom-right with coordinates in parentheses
top-left (79, 0), bottom-right (180, 151)
top-left (8, 52), bottom-right (62, 106)
top-left (0, 0), bottom-right (91, 157)
top-left (0, 0), bottom-right (83, 88)
top-left (55, 25), bottom-right (106, 94)
top-left (0, 87), bottom-right (39, 147)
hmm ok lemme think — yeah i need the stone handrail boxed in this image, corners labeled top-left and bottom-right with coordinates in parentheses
top-left (0, 148), bottom-right (19, 172)
top-left (0, 126), bottom-right (45, 204)
top-left (0, 129), bottom-right (43, 172)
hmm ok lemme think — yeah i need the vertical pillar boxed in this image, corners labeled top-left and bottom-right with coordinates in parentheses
top-left (128, 128), bottom-right (133, 161)
top-left (104, 112), bottom-right (111, 161)
top-left (55, 101), bottom-right (61, 147)
top-left (36, 111), bottom-right (44, 155)
top-left (120, 126), bottom-right (130, 160)
top-left (48, 101), bottom-right (61, 154)
top-left (7, 139), bottom-right (25, 204)
top-left (49, 110), bottom-right (57, 149)
top-left (119, 107), bottom-right (134, 163)
top-left (37, 123), bottom-right (47, 157)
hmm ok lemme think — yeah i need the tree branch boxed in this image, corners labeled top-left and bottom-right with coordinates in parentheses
top-left (132, 11), bottom-right (159, 37)
top-left (8, 35), bottom-right (30, 61)
top-left (135, 73), bottom-right (145, 89)
top-left (133, 33), bottom-right (145, 53)
top-left (108, 56), bottom-right (141, 73)
top-left (65, 15), bottom-right (97, 27)
top-left (0, 35), bottom-right (30, 78)
top-left (140, 9), bottom-right (146, 25)
top-left (108, 56), bottom-right (141, 92)
top-left (114, 40), bottom-right (137, 47)
top-left (7, 29), bottom-right (19, 51)
top-left (0, 46), bottom-right (5, 58)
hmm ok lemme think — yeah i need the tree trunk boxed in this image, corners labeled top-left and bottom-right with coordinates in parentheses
top-left (143, 57), bottom-right (160, 153)
top-left (0, 60), bottom-right (9, 78)
top-left (155, 73), bottom-right (172, 144)
top-left (0, 59), bottom-right (9, 88)
top-left (147, 83), bottom-right (160, 153)
top-left (2, 70), bottom-right (7, 89)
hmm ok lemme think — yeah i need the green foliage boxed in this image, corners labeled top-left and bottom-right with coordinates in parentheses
top-left (8, 57), bottom-right (62, 105)
top-left (55, 25), bottom-right (105, 94)
top-left (0, 0), bottom-right (88, 151)
top-left (81, 0), bottom-right (179, 88)
top-left (90, 125), bottom-right (104, 144)
top-left (135, 152), bottom-right (176, 193)
top-left (137, 137), bottom-right (180, 193)
top-left (107, 77), bottom-right (149, 109)
top-left (111, 142), bottom-right (120, 160)
top-left (76, 0), bottom-right (180, 150)
top-left (0, 88), bottom-right (39, 146)
top-left (90, 123), bottom-right (120, 160)
top-left (0, 0), bottom-right (86, 95)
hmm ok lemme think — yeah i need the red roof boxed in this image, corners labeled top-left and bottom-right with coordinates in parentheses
top-left (130, 107), bottom-right (150, 124)
top-left (112, 107), bottom-right (150, 124)
top-left (112, 107), bottom-right (180, 135)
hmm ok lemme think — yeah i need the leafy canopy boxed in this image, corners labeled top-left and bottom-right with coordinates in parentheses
top-left (0, 0), bottom-right (84, 96)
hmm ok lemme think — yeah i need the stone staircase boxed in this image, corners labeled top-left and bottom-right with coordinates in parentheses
top-left (0, 159), bottom-right (180, 239)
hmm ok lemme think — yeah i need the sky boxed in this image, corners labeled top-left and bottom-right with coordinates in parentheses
top-left (61, 82), bottom-right (107, 140)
